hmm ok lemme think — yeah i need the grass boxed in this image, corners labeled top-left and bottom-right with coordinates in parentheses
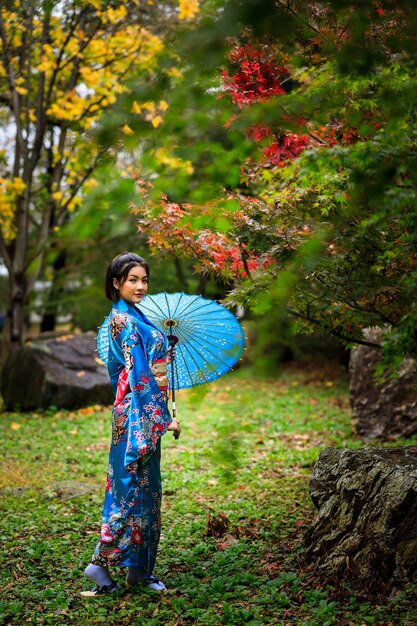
top-left (1, 361), bottom-right (417, 626)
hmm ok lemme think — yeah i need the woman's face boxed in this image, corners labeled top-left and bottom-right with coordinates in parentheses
top-left (114, 264), bottom-right (148, 304)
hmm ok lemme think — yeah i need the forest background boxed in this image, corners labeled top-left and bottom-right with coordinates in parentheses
top-left (1, 1), bottom-right (417, 624)
top-left (0, 0), bottom-right (415, 367)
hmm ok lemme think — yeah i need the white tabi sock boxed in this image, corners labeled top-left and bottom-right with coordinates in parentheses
top-left (84, 563), bottom-right (113, 587)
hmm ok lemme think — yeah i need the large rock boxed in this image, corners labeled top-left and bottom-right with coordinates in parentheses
top-left (304, 446), bottom-right (417, 593)
top-left (349, 327), bottom-right (417, 439)
top-left (1, 333), bottom-right (113, 410)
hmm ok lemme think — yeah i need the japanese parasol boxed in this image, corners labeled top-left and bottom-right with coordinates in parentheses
top-left (138, 292), bottom-right (245, 420)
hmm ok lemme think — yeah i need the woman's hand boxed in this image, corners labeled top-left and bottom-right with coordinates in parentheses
top-left (167, 418), bottom-right (181, 440)
top-left (166, 346), bottom-right (176, 364)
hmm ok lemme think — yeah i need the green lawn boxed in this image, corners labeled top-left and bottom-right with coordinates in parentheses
top-left (1, 364), bottom-right (416, 626)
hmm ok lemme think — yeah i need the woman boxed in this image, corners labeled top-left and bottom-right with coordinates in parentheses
top-left (81, 252), bottom-right (181, 597)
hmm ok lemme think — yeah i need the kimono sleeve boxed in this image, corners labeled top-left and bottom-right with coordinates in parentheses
top-left (113, 314), bottom-right (172, 469)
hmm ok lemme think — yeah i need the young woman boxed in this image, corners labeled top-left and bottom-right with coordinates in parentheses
top-left (81, 251), bottom-right (180, 597)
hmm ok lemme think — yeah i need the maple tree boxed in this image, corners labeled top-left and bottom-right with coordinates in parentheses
top-left (134, 0), bottom-right (417, 363)
top-left (0, 0), bottom-right (199, 352)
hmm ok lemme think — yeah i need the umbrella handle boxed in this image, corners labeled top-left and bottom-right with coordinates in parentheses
top-left (167, 333), bottom-right (179, 426)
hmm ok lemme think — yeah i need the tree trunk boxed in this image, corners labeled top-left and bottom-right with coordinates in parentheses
top-left (173, 256), bottom-right (189, 292)
top-left (7, 272), bottom-right (28, 354)
top-left (40, 249), bottom-right (67, 333)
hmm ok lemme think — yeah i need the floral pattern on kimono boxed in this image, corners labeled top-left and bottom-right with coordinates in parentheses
top-left (91, 298), bottom-right (171, 571)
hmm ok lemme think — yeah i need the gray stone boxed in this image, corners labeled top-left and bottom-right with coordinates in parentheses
top-left (0, 332), bottom-right (113, 410)
top-left (0, 480), bottom-right (97, 500)
top-left (304, 445), bottom-right (417, 592)
top-left (349, 327), bottom-right (417, 440)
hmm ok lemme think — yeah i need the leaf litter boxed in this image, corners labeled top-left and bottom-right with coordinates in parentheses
top-left (1, 365), bottom-right (417, 625)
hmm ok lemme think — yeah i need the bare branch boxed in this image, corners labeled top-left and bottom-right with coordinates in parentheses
top-left (237, 240), bottom-right (253, 281)
top-left (0, 236), bottom-right (12, 274)
top-left (44, 7), bottom-right (94, 110)
top-left (0, 10), bottom-right (26, 161)
top-left (287, 307), bottom-right (382, 348)
top-left (276, 0), bottom-right (336, 49)
top-left (29, 8), bottom-right (52, 177)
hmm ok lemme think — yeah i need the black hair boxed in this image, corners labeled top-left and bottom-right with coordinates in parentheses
top-left (105, 251), bottom-right (150, 302)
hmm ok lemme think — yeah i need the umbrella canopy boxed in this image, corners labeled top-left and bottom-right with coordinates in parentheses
top-left (138, 292), bottom-right (245, 390)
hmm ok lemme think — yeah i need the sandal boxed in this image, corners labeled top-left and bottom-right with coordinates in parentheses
top-left (80, 581), bottom-right (119, 597)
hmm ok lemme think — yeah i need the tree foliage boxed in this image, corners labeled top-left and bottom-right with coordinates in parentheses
top-left (133, 0), bottom-right (417, 363)
top-left (0, 0), bottom-right (195, 350)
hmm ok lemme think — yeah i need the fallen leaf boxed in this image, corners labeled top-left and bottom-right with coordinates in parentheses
top-left (76, 406), bottom-right (95, 415)
top-left (205, 510), bottom-right (230, 537)
top-left (3, 582), bottom-right (14, 591)
top-left (265, 562), bottom-right (280, 578)
top-left (56, 334), bottom-right (75, 342)
top-left (10, 422), bottom-right (21, 430)
top-left (216, 533), bottom-right (238, 551)
top-left (85, 443), bottom-right (108, 451)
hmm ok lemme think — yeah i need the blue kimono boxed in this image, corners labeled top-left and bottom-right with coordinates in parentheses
top-left (91, 298), bottom-right (172, 572)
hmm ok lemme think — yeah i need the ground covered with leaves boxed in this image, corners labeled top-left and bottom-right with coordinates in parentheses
top-left (1, 364), bottom-right (417, 626)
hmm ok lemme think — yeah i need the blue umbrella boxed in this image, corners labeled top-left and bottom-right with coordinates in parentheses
top-left (138, 292), bottom-right (245, 420)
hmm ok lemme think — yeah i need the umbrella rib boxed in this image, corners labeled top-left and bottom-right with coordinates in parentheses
top-left (172, 294), bottom-right (208, 318)
top-left (140, 297), bottom-right (167, 320)
top-left (186, 337), bottom-right (238, 374)
top-left (183, 334), bottom-right (243, 353)
top-left (139, 292), bottom-right (244, 389)
top-left (175, 313), bottom-right (239, 323)
top-left (177, 305), bottom-right (228, 315)
top-left (191, 331), bottom-right (240, 354)
top-left (182, 341), bottom-right (222, 381)
top-left (188, 301), bottom-right (224, 315)
top-left (171, 292), bottom-right (197, 319)
top-left (179, 342), bottom-right (212, 385)
top-left (164, 292), bottom-right (173, 321)
top-left (179, 327), bottom-right (243, 341)
top-left (184, 336), bottom-right (231, 377)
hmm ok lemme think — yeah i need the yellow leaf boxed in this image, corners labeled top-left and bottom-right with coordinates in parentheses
top-left (178, 0), bottom-right (199, 20)
top-left (10, 422), bottom-right (21, 430)
top-left (67, 197), bottom-right (81, 212)
top-left (52, 191), bottom-right (63, 202)
top-left (11, 177), bottom-right (26, 195)
top-left (143, 101), bottom-right (156, 113)
top-left (122, 124), bottom-right (134, 136)
top-left (131, 101), bottom-right (142, 114)
top-left (77, 406), bottom-right (95, 415)
top-left (151, 115), bottom-right (163, 128)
